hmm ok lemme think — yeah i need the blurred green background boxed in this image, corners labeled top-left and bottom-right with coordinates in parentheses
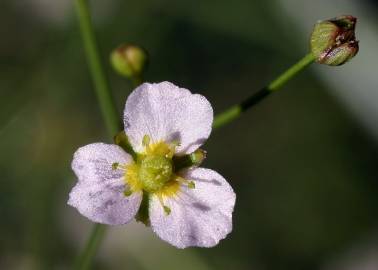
top-left (1, 0), bottom-right (378, 269)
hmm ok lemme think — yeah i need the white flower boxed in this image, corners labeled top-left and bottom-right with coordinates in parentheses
top-left (68, 81), bottom-right (236, 248)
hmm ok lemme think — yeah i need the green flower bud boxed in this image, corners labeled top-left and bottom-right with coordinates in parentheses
top-left (110, 44), bottom-right (148, 80)
top-left (310, 15), bottom-right (359, 66)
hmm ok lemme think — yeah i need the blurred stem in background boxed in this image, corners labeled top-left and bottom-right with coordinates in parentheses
top-left (74, 0), bottom-right (120, 137)
top-left (213, 53), bottom-right (315, 129)
top-left (73, 0), bottom-right (319, 268)
top-left (74, 0), bottom-right (120, 269)
top-left (75, 224), bottom-right (106, 270)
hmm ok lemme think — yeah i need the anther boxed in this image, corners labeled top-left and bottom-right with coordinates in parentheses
top-left (124, 188), bottom-right (133, 197)
top-left (176, 177), bottom-right (196, 189)
top-left (112, 162), bottom-right (119, 170)
top-left (163, 206), bottom-right (171, 215)
top-left (112, 162), bottom-right (127, 171)
top-left (157, 194), bottom-right (171, 215)
top-left (142, 134), bottom-right (151, 147)
top-left (188, 181), bottom-right (195, 189)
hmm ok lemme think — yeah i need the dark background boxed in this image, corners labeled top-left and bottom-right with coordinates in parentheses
top-left (1, 0), bottom-right (378, 269)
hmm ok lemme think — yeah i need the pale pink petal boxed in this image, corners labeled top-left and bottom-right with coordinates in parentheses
top-left (149, 168), bottom-right (236, 248)
top-left (68, 143), bottom-right (142, 225)
top-left (68, 181), bottom-right (142, 225)
top-left (71, 143), bottom-right (131, 184)
top-left (124, 82), bottom-right (213, 155)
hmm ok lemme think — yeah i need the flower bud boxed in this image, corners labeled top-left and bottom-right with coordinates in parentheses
top-left (310, 15), bottom-right (359, 66)
top-left (110, 44), bottom-right (148, 79)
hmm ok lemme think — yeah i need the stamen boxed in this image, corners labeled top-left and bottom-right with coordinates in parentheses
top-left (166, 140), bottom-right (180, 158)
top-left (157, 194), bottom-right (171, 215)
top-left (163, 206), bottom-right (171, 215)
top-left (112, 162), bottom-right (119, 170)
top-left (125, 163), bottom-right (143, 193)
top-left (142, 134), bottom-right (151, 147)
top-left (188, 181), bottom-right (195, 189)
top-left (124, 188), bottom-right (133, 197)
top-left (112, 162), bottom-right (127, 170)
top-left (176, 177), bottom-right (196, 189)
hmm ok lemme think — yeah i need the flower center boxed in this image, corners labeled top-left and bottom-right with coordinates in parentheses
top-left (116, 135), bottom-right (197, 217)
top-left (122, 137), bottom-right (177, 195)
top-left (138, 154), bottom-right (173, 193)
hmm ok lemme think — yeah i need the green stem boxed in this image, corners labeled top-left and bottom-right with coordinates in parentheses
top-left (74, 0), bottom-right (122, 269)
top-left (75, 0), bottom-right (121, 136)
top-left (74, 224), bottom-right (106, 270)
top-left (212, 53), bottom-right (315, 129)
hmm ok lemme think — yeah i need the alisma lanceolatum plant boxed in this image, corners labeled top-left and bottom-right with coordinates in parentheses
top-left (72, 0), bottom-right (359, 268)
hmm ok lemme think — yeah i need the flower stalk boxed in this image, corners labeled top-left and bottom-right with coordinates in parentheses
top-left (74, 224), bottom-right (106, 270)
top-left (74, 0), bottom-right (121, 269)
top-left (75, 0), bottom-right (121, 136)
top-left (212, 53), bottom-right (315, 129)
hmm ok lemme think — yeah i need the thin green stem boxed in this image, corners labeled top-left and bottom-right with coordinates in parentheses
top-left (268, 52), bottom-right (315, 91)
top-left (75, 224), bottom-right (106, 270)
top-left (74, 0), bottom-right (122, 269)
top-left (75, 0), bottom-right (121, 136)
top-left (213, 53), bottom-right (315, 129)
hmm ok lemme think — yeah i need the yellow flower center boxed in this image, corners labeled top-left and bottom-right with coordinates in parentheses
top-left (138, 154), bottom-right (172, 192)
top-left (113, 135), bottom-right (197, 217)
top-left (124, 137), bottom-right (180, 197)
